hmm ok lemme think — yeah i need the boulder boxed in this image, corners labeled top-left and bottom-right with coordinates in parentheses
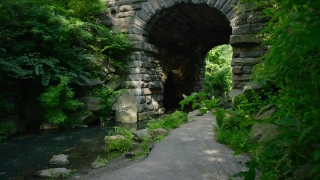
top-left (49, 154), bottom-right (70, 165)
top-left (91, 162), bottom-right (106, 169)
top-left (79, 96), bottom-right (101, 111)
top-left (255, 105), bottom-right (277, 120)
top-left (250, 123), bottom-right (278, 142)
top-left (133, 129), bottom-right (150, 140)
top-left (34, 168), bottom-right (71, 178)
top-left (114, 90), bottom-right (138, 123)
top-left (151, 128), bottom-right (168, 137)
top-left (78, 114), bottom-right (96, 125)
top-left (187, 109), bottom-right (201, 122)
top-left (250, 105), bottom-right (278, 142)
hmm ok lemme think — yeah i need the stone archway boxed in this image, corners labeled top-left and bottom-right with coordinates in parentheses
top-left (103, 0), bottom-right (266, 121)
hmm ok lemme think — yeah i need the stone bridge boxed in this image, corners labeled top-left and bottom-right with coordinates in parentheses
top-left (100, 0), bottom-right (266, 121)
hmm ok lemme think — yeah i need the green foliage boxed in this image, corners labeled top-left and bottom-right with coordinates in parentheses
top-left (140, 137), bottom-right (153, 154)
top-left (0, 0), bottom-right (131, 129)
top-left (215, 126), bottom-right (253, 152)
top-left (204, 45), bottom-right (232, 97)
top-left (104, 126), bottom-right (134, 153)
top-left (234, 89), bottom-right (276, 115)
top-left (235, 0), bottom-right (320, 179)
top-left (39, 76), bottom-right (84, 124)
top-left (179, 92), bottom-right (220, 114)
top-left (147, 111), bottom-right (188, 132)
top-left (92, 86), bottom-right (123, 123)
top-left (0, 122), bottom-right (13, 141)
top-left (214, 108), bottom-right (225, 128)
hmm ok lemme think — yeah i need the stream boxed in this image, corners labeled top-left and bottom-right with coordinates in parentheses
top-left (0, 121), bottom-right (148, 180)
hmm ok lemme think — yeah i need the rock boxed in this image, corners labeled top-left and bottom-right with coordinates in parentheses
top-left (49, 154), bottom-right (70, 165)
top-left (83, 79), bottom-right (103, 86)
top-left (133, 129), bottom-right (150, 140)
top-left (255, 105), bottom-right (277, 120)
top-left (79, 96), bottom-right (101, 111)
top-left (114, 90), bottom-right (138, 123)
top-left (151, 128), bottom-right (168, 137)
top-left (78, 114), bottom-right (96, 124)
top-left (34, 168), bottom-right (71, 178)
top-left (242, 83), bottom-right (264, 95)
top-left (105, 135), bottom-right (126, 141)
top-left (250, 123), bottom-right (278, 142)
top-left (125, 152), bottom-right (135, 159)
top-left (40, 122), bottom-right (59, 130)
top-left (72, 124), bottom-right (88, 128)
top-left (250, 105), bottom-right (279, 142)
top-left (91, 162), bottom-right (106, 169)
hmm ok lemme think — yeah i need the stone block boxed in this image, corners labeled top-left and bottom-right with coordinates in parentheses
top-left (143, 88), bottom-right (152, 95)
top-left (136, 10), bottom-right (150, 22)
top-left (129, 34), bottom-right (145, 41)
top-left (221, 0), bottom-right (237, 14)
top-left (207, 0), bottom-right (218, 6)
top-left (117, 11), bottom-right (134, 18)
top-left (49, 154), bottom-right (69, 165)
top-left (149, 0), bottom-right (161, 12)
top-left (230, 34), bottom-right (260, 46)
top-left (133, 16), bottom-right (146, 28)
top-left (131, 88), bottom-right (143, 96)
top-left (128, 60), bottom-right (142, 67)
top-left (135, 96), bottom-right (147, 104)
top-left (232, 80), bottom-right (246, 89)
top-left (142, 2), bottom-right (155, 17)
top-left (231, 13), bottom-right (247, 26)
top-left (119, 5), bottom-right (133, 12)
top-left (130, 24), bottom-right (143, 35)
top-left (122, 81), bottom-right (142, 88)
top-left (113, 17), bottom-right (132, 33)
top-left (142, 74), bottom-right (151, 81)
top-left (138, 104), bottom-right (147, 112)
top-left (231, 58), bottom-right (262, 66)
top-left (232, 66), bottom-right (243, 74)
top-left (151, 94), bottom-right (163, 101)
top-left (157, 0), bottom-right (167, 8)
top-left (158, 107), bottom-right (165, 115)
top-left (126, 74), bottom-right (141, 81)
top-left (149, 81), bottom-right (163, 89)
top-left (233, 74), bottom-right (252, 81)
top-left (166, 0), bottom-right (175, 7)
top-left (138, 111), bottom-right (155, 120)
top-left (114, 90), bottom-right (138, 123)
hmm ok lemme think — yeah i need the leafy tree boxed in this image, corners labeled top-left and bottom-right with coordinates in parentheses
top-left (204, 45), bottom-right (232, 97)
top-left (0, 0), bottom-right (131, 127)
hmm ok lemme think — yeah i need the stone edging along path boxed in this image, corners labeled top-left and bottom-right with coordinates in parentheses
top-left (77, 110), bottom-right (250, 180)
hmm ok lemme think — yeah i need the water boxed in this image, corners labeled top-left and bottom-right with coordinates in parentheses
top-left (0, 121), bottom-right (149, 180)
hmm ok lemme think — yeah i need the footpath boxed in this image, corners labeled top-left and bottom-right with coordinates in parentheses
top-left (90, 110), bottom-right (249, 180)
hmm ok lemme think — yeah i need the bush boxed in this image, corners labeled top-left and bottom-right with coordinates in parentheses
top-left (104, 126), bottom-right (134, 153)
top-left (147, 111), bottom-right (187, 131)
top-left (215, 126), bottom-right (253, 153)
top-left (0, 122), bottom-right (13, 141)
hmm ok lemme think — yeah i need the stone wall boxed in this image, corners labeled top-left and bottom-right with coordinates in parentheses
top-left (99, 0), bottom-right (265, 120)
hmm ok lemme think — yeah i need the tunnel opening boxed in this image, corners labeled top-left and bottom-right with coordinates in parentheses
top-left (144, 3), bottom-right (232, 112)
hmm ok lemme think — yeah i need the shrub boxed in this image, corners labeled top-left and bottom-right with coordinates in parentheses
top-left (104, 126), bottom-right (134, 153)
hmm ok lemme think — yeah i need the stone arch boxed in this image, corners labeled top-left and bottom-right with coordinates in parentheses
top-left (104, 0), bottom-right (266, 121)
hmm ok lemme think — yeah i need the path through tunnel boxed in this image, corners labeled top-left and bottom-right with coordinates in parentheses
top-left (144, 3), bottom-right (232, 110)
